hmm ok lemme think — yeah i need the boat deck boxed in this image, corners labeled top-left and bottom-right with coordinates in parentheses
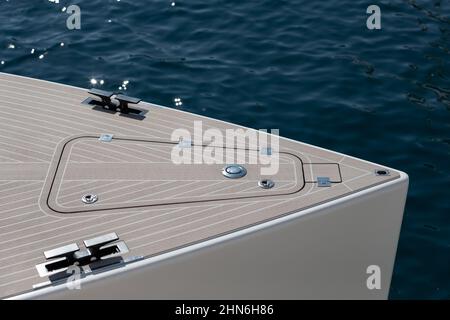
top-left (0, 72), bottom-right (399, 298)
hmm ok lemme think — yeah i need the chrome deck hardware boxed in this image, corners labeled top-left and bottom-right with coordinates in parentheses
top-left (375, 169), bottom-right (390, 176)
top-left (81, 193), bottom-right (98, 204)
top-left (87, 88), bottom-right (114, 107)
top-left (317, 177), bottom-right (331, 187)
top-left (99, 134), bottom-right (114, 142)
top-left (82, 89), bottom-right (146, 117)
top-left (260, 147), bottom-right (272, 156)
top-left (222, 164), bottom-right (247, 179)
top-left (115, 94), bottom-right (142, 114)
top-left (258, 179), bottom-right (275, 189)
top-left (178, 138), bottom-right (192, 148)
top-left (35, 232), bottom-right (129, 279)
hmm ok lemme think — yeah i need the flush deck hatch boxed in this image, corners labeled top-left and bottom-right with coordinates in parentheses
top-left (43, 136), bottom-right (306, 214)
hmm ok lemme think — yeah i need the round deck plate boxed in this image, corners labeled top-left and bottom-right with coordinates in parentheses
top-left (222, 164), bottom-right (247, 179)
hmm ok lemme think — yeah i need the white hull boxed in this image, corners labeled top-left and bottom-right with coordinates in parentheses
top-left (13, 172), bottom-right (407, 300)
top-left (0, 72), bottom-right (408, 300)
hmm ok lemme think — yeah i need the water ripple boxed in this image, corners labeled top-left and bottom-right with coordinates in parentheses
top-left (0, 0), bottom-right (449, 299)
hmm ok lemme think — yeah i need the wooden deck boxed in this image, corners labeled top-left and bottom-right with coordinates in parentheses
top-left (0, 72), bottom-right (399, 298)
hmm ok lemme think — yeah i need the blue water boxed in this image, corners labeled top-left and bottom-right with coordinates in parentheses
top-left (0, 0), bottom-right (449, 299)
